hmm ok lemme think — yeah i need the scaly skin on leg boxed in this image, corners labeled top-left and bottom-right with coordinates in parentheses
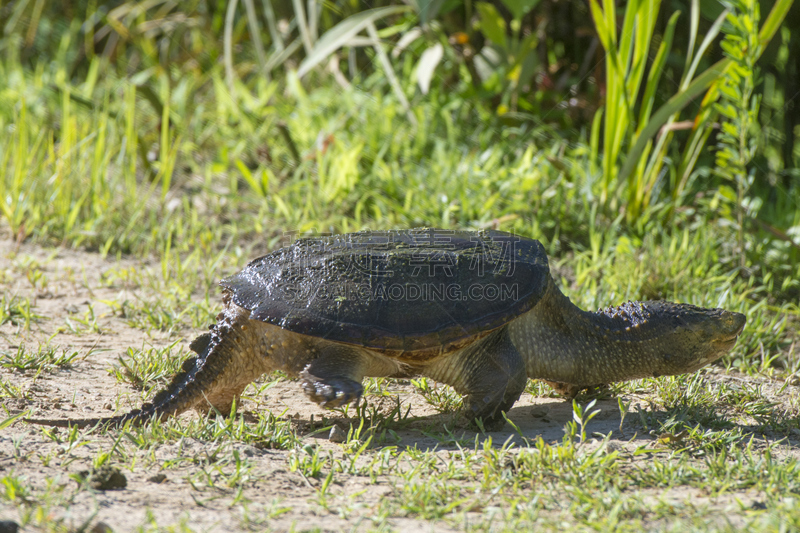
top-left (300, 343), bottom-right (404, 408)
top-left (425, 327), bottom-right (527, 430)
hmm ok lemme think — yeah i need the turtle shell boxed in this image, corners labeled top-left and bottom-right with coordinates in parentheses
top-left (221, 228), bottom-right (550, 358)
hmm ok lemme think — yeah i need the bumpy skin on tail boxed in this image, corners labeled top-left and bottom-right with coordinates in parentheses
top-left (25, 304), bottom-right (271, 429)
top-left (25, 334), bottom-right (219, 428)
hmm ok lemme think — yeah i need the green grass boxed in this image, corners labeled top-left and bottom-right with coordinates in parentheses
top-left (2, 94), bottom-right (799, 531)
top-left (109, 342), bottom-right (188, 390)
top-left (0, 294), bottom-right (41, 330)
top-left (0, 1), bottom-right (799, 531)
top-left (4, 399), bottom-right (800, 531)
top-left (0, 344), bottom-right (82, 373)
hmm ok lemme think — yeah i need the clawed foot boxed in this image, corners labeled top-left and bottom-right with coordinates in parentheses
top-left (467, 414), bottom-right (507, 432)
top-left (544, 380), bottom-right (611, 400)
top-left (464, 396), bottom-right (512, 432)
top-left (300, 369), bottom-right (363, 408)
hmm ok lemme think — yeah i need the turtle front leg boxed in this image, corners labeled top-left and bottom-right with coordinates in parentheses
top-left (425, 328), bottom-right (527, 430)
top-left (299, 343), bottom-right (401, 408)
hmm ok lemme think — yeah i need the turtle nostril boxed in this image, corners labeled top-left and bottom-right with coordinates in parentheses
top-left (720, 311), bottom-right (746, 337)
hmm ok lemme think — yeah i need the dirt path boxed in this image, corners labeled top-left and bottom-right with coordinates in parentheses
top-left (1, 239), bottom-right (798, 532)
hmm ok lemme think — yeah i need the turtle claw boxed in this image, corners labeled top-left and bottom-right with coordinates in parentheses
top-left (544, 380), bottom-right (611, 400)
top-left (473, 417), bottom-right (507, 432)
top-left (464, 402), bottom-right (509, 432)
top-left (299, 369), bottom-right (363, 408)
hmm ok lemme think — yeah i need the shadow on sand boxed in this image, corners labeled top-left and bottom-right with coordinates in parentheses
top-left (304, 395), bottom-right (800, 452)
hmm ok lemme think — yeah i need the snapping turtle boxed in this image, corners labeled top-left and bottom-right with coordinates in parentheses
top-left (27, 228), bottom-right (746, 429)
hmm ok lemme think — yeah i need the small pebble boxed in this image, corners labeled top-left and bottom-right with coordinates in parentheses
top-left (77, 466), bottom-right (127, 490)
top-left (90, 522), bottom-right (114, 533)
top-left (241, 446), bottom-right (259, 457)
top-left (147, 474), bottom-right (167, 484)
top-left (0, 520), bottom-right (19, 533)
top-left (593, 408), bottom-right (615, 420)
top-left (606, 442), bottom-right (622, 453)
top-left (329, 425), bottom-right (346, 443)
top-left (529, 405), bottom-right (549, 418)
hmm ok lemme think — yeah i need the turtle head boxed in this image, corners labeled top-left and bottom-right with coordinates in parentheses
top-left (643, 302), bottom-right (746, 376)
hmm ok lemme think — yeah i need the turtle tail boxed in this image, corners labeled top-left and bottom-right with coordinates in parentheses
top-left (25, 330), bottom-right (223, 429)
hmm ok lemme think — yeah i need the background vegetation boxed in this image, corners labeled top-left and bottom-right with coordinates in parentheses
top-left (0, 0), bottom-right (797, 270)
top-left (1, 0), bottom-right (800, 531)
top-left (1, 0), bottom-right (798, 361)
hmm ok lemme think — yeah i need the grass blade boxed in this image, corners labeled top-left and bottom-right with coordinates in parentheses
top-left (292, 0), bottom-right (314, 55)
top-left (619, 58), bottom-right (729, 184)
top-left (758, 0), bottom-right (793, 44)
top-left (683, 8), bottom-right (728, 90)
top-left (416, 43), bottom-right (444, 95)
top-left (260, 0), bottom-right (284, 50)
top-left (366, 21), bottom-right (415, 125)
top-left (685, 0), bottom-right (699, 74)
top-left (620, 0), bottom-right (794, 184)
top-left (243, 0), bottom-right (267, 71)
top-left (637, 11), bottom-right (680, 129)
top-left (225, 0), bottom-right (240, 93)
top-left (297, 6), bottom-right (410, 78)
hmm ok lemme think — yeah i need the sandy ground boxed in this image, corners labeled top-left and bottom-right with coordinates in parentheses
top-left (1, 238), bottom-right (798, 532)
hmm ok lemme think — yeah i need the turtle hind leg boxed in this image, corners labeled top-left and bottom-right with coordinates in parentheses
top-left (299, 343), bottom-right (401, 409)
top-left (425, 328), bottom-right (527, 431)
top-left (543, 381), bottom-right (611, 400)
